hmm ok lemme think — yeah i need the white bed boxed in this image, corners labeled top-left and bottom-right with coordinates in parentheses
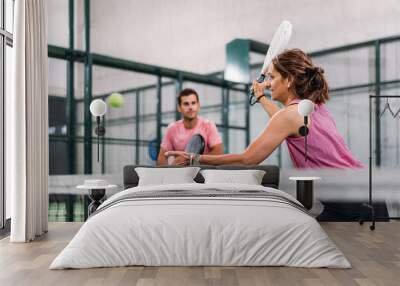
top-left (50, 182), bottom-right (350, 269)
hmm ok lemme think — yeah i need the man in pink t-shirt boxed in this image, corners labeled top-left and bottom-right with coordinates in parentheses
top-left (157, 88), bottom-right (223, 165)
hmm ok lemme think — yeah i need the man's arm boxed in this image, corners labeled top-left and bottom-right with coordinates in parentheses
top-left (205, 121), bottom-right (224, 155)
top-left (157, 147), bottom-right (168, 165)
top-left (157, 123), bottom-right (175, 165)
top-left (207, 143), bottom-right (224, 155)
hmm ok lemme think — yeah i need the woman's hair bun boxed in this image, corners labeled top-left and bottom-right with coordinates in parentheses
top-left (306, 66), bottom-right (324, 76)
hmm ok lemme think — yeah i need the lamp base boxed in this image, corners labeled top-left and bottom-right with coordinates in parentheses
top-left (88, 188), bottom-right (106, 216)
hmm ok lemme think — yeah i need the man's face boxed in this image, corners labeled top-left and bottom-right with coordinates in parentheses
top-left (178, 94), bottom-right (200, 120)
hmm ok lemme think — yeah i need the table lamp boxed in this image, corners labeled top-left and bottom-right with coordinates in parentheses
top-left (298, 99), bottom-right (314, 162)
top-left (89, 99), bottom-right (107, 162)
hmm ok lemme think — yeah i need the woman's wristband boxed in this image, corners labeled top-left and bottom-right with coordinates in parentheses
top-left (189, 153), bottom-right (201, 165)
top-left (256, 94), bottom-right (266, 103)
top-left (193, 154), bottom-right (201, 165)
top-left (189, 153), bottom-right (194, 165)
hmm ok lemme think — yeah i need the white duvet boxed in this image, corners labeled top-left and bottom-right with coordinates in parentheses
top-left (50, 183), bottom-right (351, 269)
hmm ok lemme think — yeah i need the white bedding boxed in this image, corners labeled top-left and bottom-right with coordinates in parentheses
top-left (50, 183), bottom-right (350, 269)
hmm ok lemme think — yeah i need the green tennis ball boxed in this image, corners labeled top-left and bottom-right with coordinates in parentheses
top-left (108, 92), bottom-right (124, 108)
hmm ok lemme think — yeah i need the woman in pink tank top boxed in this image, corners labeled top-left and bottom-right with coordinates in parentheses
top-left (166, 49), bottom-right (362, 169)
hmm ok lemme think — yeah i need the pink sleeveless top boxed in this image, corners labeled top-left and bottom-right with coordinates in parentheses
top-left (285, 99), bottom-right (363, 169)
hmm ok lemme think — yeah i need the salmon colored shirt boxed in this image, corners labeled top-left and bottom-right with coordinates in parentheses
top-left (161, 116), bottom-right (222, 153)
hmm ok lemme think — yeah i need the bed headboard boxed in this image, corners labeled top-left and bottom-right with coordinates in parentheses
top-left (123, 165), bottom-right (280, 189)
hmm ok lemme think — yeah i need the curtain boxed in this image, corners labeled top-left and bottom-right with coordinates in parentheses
top-left (7, 0), bottom-right (48, 242)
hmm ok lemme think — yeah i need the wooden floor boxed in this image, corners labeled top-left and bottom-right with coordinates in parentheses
top-left (0, 222), bottom-right (399, 286)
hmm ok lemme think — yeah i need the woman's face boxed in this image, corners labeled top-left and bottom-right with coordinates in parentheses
top-left (266, 64), bottom-right (291, 103)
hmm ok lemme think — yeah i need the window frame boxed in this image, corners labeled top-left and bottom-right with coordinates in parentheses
top-left (1, 0), bottom-right (13, 232)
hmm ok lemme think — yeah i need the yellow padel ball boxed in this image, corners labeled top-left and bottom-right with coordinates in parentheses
top-left (107, 92), bottom-right (124, 108)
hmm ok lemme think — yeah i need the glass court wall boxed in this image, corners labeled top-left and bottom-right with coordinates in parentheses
top-left (47, 1), bottom-right (400, 221)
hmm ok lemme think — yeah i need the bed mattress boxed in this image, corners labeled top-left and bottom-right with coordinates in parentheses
top-left (50, 183), bottom-right (350, 269)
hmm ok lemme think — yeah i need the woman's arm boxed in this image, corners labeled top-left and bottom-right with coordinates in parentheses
top-left (252, 80), bottom-right (281, 118)
top-left (258, 96), bottom-right (281, 118)
top-left (166, 109), bottom-right (299, 166)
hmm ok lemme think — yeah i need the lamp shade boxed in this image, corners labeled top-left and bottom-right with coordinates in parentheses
top-left (90, 99), bottom-right (107, 116)
top-left (298, 99), bottom-right (314, 116)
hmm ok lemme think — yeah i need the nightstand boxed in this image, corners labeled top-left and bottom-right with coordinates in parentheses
top-left (77, 180), bottom-right (117, 219)
top-left (289, 177), bottom-right (321, 210)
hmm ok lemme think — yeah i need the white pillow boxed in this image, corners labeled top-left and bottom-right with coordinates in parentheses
top-left (135, 167), bottom-right (200, 186)
top-left (200, 169), bottom-right (266, 185)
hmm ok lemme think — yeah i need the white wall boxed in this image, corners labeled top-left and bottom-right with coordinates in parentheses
top-left (47, 0), bottom-right (400, 97)
top-left (89, 0), bottom-right (400, 73)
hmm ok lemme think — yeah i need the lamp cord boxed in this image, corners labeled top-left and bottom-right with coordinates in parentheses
top-left (97, 133), bottom-right (100, 162)
top-left (303, 116), bottom-right (308, 162)
top-left (96, 116), bottom-right (100, 162)
top-left (305, 130), bottom-right (308, 162)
